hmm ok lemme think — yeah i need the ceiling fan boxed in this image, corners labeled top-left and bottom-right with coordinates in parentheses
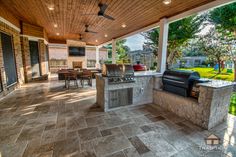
top-left (85, 25), bottom-right (97, 34)
top-left (78, 34), bottom-right (83, 41)
top-left (82, 3), bottom-right (115, 21)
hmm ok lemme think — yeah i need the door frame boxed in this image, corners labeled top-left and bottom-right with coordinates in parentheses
top-left (0, 31), bottom-right (19, 88)
top-left (29, 40), bottom-right (42, 78)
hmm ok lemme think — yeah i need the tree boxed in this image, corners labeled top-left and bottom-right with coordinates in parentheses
top-left (209, 2), bottom-right (236, 36)
top-left (198, 28), bottom-right (228, 73)
top-left (104, 39), bottom-right (130, 63)
top-left (142, 14), bottom-right (205, 68)
top-left (208, 2), bottom-right (236, 79)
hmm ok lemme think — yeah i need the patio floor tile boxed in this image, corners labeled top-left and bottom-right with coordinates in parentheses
top-left (0, 79), bottom-right (235, 157)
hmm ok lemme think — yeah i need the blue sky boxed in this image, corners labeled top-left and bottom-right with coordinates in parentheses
top-left (124, 34), bottom-right (146, 51)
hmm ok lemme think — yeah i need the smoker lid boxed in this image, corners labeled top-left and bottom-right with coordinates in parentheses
top-left (163, 70), bottom-right (200, 81)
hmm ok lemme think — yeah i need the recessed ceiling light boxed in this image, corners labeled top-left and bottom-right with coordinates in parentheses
top-left (104, 34), bottom-right (108, 37)
top-left (54, 24), bottom-right (58, 28)
top-left (48, 7), bottom-right (54, 10)
top-left (95, 40), bottom-right (98, 42)
top-left (163, 0), bottom-right (171, 5)
top-left (56, 33), bottom-right (60, 36)
top-left (122, 24), bottom-right (126, 28)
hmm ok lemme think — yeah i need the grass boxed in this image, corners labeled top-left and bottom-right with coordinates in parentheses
top-left (178, 67), bottom-right (234, 81)
top-left (178, 67), bottom-right (236, 116)
top-left (230, 93), bottom-right (236, 116)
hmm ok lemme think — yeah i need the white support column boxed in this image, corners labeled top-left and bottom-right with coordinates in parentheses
top-left (112, 39), bottom-right (116, 64)
top-left (157, 18), bottom-right (169, 73)
top-left (95, 46), bottom-right (100, 69)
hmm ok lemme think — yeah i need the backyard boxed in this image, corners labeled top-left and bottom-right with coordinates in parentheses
top-left (179, 67), bottom-right (236, 116)
top-left (179, 67), bottom-right (234, 81)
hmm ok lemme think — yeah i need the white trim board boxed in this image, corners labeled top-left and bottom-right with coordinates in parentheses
top-left (0, 16), bottom-right (21, 32)
top-left (20, 34), bottom-right (48, 45)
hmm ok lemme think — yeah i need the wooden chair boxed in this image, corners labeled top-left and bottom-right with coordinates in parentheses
top-left (80, 70), bottom-right (92, 87)
top-left (65, 70), bottom-right (79, 89)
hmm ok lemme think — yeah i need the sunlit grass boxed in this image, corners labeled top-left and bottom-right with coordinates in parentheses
top-left (178, 67), bottom-right (234, 81)
top-left (229, 93), bottom-right (236, 116)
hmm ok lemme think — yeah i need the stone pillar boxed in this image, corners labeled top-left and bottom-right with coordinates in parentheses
top-left (157, 18), bottom-right (169, 73)
top-left (112, 39), bottom-right (116, 64)
top-left (95, 46), bottom-right (100, 69)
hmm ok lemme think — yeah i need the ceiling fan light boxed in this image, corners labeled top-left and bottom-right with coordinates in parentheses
top-left (122, 24), bottom-right (126, 28)
top-left (163, 0), bottom-right (171, 5)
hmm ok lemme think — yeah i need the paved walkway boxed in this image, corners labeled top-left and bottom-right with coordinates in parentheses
top-left (0, 78), bottom-right (235, 157)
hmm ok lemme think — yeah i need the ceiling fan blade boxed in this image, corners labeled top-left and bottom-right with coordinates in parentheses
top-left (103, 14), bottom-right (115, 20)
top-left (88, 31), bottom-right (98, 34)
top-left (81, 13), bottom-right (97, 16)
top-left (99, 3), bottom-right (108, 13)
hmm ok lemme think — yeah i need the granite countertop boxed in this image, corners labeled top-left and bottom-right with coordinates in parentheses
top-left (134, 71), bottom-right (162, 77)
top-left (197, 79), bottom-right (235, 89)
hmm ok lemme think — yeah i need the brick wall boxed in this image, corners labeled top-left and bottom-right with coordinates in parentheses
top-left (38, 39), bottom-right (47, 75)
top-left (20, 36), bottom-right (32, 82)
top-left (0, 20), bottom-right (24, 97)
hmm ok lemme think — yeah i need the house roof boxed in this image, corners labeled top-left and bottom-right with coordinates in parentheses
top-left (0, 0), bottom-right (217, 45)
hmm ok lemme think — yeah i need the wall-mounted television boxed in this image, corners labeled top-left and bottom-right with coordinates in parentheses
top-left (68, 46), bottom-right (85, 56)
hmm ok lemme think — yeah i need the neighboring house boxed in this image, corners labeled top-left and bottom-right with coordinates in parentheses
top-left (128, 50), bottom-right (155, 69)
top-left (174, 56), bottom-right (207, 68)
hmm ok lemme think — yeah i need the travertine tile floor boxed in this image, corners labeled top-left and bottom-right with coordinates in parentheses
top-left (0, 78), bottom-right (236, 157)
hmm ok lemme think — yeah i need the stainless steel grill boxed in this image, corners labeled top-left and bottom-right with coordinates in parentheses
top-left (102, 64), bottom-right (135, 84)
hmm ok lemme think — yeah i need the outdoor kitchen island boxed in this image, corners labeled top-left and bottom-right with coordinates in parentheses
top-left (96, 70), bottom-right (161, 111)
top-left (96, 66), bottom-right (234, 130)
top-left (153, 76), bottom-right (234, 130)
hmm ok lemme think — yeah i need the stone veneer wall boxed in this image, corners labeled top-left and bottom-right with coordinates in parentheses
top-left (0, 20), bottom-right (25, 97)
top-left (153, 76), bottom-right (233, 129)
top-left (201, 86), bottom-right (233, 129)
top-left (96, 75), bottom-right (153, 111)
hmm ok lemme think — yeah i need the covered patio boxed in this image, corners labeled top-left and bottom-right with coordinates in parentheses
top-left (0, 0), bottom-right (236, 156)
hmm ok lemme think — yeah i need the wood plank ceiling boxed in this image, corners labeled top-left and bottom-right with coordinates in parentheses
top-left (0, 0), bottom-right (215, 45)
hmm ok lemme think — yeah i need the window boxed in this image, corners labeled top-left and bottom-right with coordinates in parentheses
top-left (87, 60), bottom-right (96, 68)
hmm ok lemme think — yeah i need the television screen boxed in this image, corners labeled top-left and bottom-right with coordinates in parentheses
top-left (68, 46), bottom-right (85, 56)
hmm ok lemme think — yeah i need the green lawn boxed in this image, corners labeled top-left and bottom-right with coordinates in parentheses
top-left (230, 93), bottom-right (236, 116)
top-left (179, 67), bottom-right (234, 81)
top-left (179, 67), bottom-right (236, 116)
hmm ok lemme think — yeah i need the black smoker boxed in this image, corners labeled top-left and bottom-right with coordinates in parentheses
top-left (162, 70), bottom-right (203, 97)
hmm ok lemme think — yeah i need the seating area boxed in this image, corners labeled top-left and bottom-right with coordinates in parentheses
top-left (57, 69), bottom-right (98, 88)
